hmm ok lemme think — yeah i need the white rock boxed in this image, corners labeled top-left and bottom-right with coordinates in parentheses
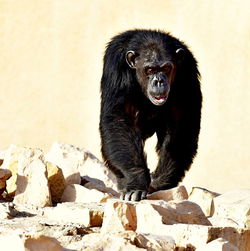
top-left (189, 186), bottom-right (220, 216)
top-left (68, 231), bottom-right (176, 251)
top-left (102, 199), bottom-right (210, 235)
top-left (45, 142), bottom-right (117, 190)
top-left (1, 145), bottom-right (25, 170)
top-left (84, 180), bottom-right (119, 197)
top-left (147, 185), bottom-right (188, 201)
top-left (137, 224), bottom-right (250, 251)
top-left (101, 200), bottom-right (137, 233)
top-left (0, 234), bottom-right (25, 251)
top-left (79, 153), bottom-right (117, 190)
top-left (1, 145), bottom-right (27, 195)
top-left (13, 148), bottom-right (52, 207)
top-left (213, 189), bottom-right (250, 228)
top-left (0, 203), bottom-right (15, 219)
top-left (136, 200), bottom-right (211, 230)
top-left (45, 142), bottom-right (83, 185)
top-left (61, 184), bottom-right (113, 203)
top-left (69, 232), bottom-right (144, 251)
top-left (196, 238), bottom-right (239, 251)
top-left (135, 233), bottom-right (176, 251)
top-left (208, 216), bottom-right (240, 228)
top-left (43, 202), bottom-right (104, 227)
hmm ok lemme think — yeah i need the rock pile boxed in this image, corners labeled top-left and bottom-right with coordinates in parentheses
top-left (0, 142), bottom-right (249, 251)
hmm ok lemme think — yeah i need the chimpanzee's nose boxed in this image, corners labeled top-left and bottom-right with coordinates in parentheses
top-left (153, 78), bottom-right (164, 87)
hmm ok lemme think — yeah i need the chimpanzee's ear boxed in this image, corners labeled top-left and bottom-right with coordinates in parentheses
top-left (176, 48), bottom-right (185, 61)
top-left (126, 51), bottom-right (138, 69)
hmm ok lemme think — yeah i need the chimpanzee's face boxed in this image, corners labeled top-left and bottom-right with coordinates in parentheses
top-left (126, 46), bottom-right (178, 106)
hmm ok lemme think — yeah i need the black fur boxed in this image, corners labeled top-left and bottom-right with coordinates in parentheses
top-left (99, 29), bottom-right (202, 201)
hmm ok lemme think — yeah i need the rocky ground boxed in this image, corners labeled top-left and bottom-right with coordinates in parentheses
top-left (0, 142), bottom-right (250, 251)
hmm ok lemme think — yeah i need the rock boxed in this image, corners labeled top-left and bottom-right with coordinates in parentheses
top-left (46, 162), bottom-right (66, 202)
top-left (189, 186), bottom-right (220, 216)
top-left (209, 216), bottom-right (240, 228)
top-left (68, 232), bottom-right (143, 251)
top-left (24, 235), bottom-right (63, 251)
top-left (134, 232), bottom-right (176, 251)
top-left (13, 148), bottom-right (52, 207)
top-left (136, 200), bottom-right (211, 231)
top-left (196, 238), bottom-right (239, 251)
top-left (0, 168), bottom-right (12, 191)
top-left (83, 180), bottom-right (119, 197)
top-left (66, 231), bottom-right (176, 251)
top-left (2, 142), bottom-right (250, 250)
top-left (0, 234), bottom-right (63, 251)
top-left (0, 202), bottom-right (17, 219)
top-left (0, 203), bottom-right (11, 219)
top-left (79, 152), bottom-right (117, 190)
top-left (0, 234), bottom-right (25, 251)
top-left (45, 142), bottom-right (118, 190)
top-left (11, 202), bottom-right (46, 218)
top-left (147, 185), bottom-right (188, 201)
top-left (1, 145), bottom-right (27, 196)
top-left (43, 202), bottom-right (104, 227)
top-left (45, 142), bottom-right (83, 185)
top-left (137, 223), bottom-right (250, 251)
top-left (61, 184), bottom-right (113, 203)
top-left (0, 204), bottom-right (100, 247)
top-left (212, 189), bottom-right (250, 228)
top-left (101, 200), bottom-right (137, 233)
top-left (102, 199), bottom-right (210, 235)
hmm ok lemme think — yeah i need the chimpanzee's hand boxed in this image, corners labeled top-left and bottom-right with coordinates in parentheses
top-left (120, 190), bottom-right (147, 201)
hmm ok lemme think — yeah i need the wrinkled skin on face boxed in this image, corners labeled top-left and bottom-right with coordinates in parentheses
top-left (126, 46), bottom-right (176, 106)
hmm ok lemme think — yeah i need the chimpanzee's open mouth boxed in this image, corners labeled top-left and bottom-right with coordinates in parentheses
top-left (149, 94), bottom-right (168, 106)
top-left (155, 96), bottom-right (167, 101)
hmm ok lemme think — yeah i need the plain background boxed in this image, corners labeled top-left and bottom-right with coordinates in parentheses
top-left (0, 0), bottom-right (249, 193)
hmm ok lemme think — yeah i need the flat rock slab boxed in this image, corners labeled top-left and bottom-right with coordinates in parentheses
top-left (196, 237), bottom-right (239, 251)
top-left (137, 223), bottom-right (250, 251)
top-left (0, 202), bottom-right (101, 250)
top-left (42, 202), bottom-right (104, 227)
top-left (66, 231), bottom-right (176, 251)
top-left (102, 199), bottom-right (211, 234)
top-left (213, 189), bottom-right (250, 229)
top-left (61, 184), bottom-right (114, 203)
top-left (147, 185), bottom-right (188, 201)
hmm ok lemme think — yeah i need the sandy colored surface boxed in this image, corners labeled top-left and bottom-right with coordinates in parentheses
top-left (0, 0), bottom-right (249, 193)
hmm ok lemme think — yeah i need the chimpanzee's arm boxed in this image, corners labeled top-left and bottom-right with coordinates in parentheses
top-left (100, 105), bottom-right (150, 201)
top-left (150, 106), bottom-right (201, 192)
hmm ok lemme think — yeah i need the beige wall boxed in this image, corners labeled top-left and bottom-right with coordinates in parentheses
top-left (0, 0), bottom-right (249, 193)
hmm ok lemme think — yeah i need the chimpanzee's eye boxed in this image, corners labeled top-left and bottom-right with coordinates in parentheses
top-left (162, 65), bottom-right (171, 74)
top-left (145, 67), bottom-right (156, 75)
top-left (161, 63), bottom-right (173, 74)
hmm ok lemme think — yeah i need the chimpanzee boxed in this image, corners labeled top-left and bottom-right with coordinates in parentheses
top-left (99, 29), bottom-right (202, 201)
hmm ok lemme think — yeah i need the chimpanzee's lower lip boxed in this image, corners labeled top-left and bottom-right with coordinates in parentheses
top-left (149, 95), bottom-right (168, 106)
top-left (154, 96), bottom-right (167, 101)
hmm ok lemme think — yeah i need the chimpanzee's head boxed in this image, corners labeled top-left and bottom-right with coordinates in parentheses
top-left (126, 43), bottom-right (184, 106)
